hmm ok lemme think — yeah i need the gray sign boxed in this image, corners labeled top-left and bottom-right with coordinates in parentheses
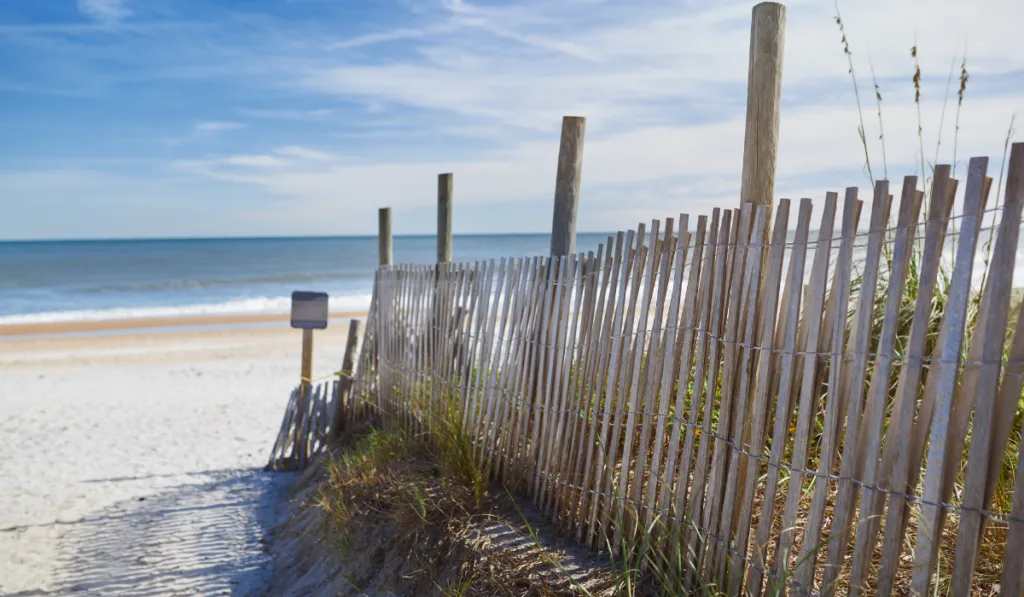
top-left (290, 291), bottom-right (329, 330)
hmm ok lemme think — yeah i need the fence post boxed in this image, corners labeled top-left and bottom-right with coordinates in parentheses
top-left (331, 319), bottom-right (363, 441)
top-left (296, 327), bottom-right (314, 465)
top-left (739, 2), bottom-right (786, 210)
top-left (550, 116), bottom-right (586, 256)
top-left (438, 173), bottom-right (453, 263)
top-left (379, 207), bottom-right (393, 266)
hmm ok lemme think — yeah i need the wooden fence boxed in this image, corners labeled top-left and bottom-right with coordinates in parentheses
top-left (266, 379), bottom-right (336, 471)
top-left (348, 146), bottom-right (1024, 596)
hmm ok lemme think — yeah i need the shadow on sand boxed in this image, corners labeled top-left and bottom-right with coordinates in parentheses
top-left (53, 468), bottom-right (296, 597)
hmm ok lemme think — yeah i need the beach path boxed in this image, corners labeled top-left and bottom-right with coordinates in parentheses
top-left (0, 321), bottom-right (354, 595)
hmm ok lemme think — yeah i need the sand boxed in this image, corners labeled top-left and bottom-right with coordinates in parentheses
top-left (0, 316), bottom-right (362, 595)
top-left (0, 310), bottom-right (366, 337)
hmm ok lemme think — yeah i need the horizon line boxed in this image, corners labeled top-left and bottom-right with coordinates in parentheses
top-left (0, 231), bottom-right (625, 244)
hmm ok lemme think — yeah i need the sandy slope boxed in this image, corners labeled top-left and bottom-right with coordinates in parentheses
top-left (0, 320), bottom-right (357, 595)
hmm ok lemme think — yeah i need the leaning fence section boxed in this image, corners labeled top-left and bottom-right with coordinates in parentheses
top-left (349, 148), bottom-right (1024, 596)
top-left (267, 379), bottom-right (336, 471)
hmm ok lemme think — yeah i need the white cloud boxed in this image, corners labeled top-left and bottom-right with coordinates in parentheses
top-left (173, 88), bottom-right (1020, 235)
top-left (77, 0), bottom-right (131, 24)
top-left (326, 26), bottom-right (453, 50)
top-left (19, 0), bottom-right (1024, 236)
top-left (192, 121), bottom-right (245, 135)
top-left (240, 108), bottom-right (334, 120)
top-left (298, 0), bottom-right (1024, 136)
top-left (223, 155), bottom-right (289, 167)
top-left (274, 146), bottom-right (336, 162)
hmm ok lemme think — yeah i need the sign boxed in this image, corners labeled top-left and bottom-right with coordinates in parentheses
top-left (290, 291), bottom-right (329, 330)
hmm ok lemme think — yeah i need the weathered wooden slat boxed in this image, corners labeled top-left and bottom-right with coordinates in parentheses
top-left (949, 150), bottom-right (1021, 595)
top-left (818, 178), bottom-right (902, 595)
top-left (643, 215), bottom-right (691, 531)
top-left (579, 233), bottom-right (628, 544)
top-left (529, 256), bottom-right (561, 498)
top-left (800, 184), bottom-right (887, 593)
top-left (788, 188), bottom-right (858, 591)
top-left (873, 168), bottom-right (956, 595)
top-left (588, 227), bottom-right (641, 549)
top-left (564, 242), bottom-right (611, 534)
top-left (843, 177), bottom-right (924, 596)
top-left (688, 207), bottom-right (745, 581)
top-left (497, 258), bottom-right (538, 480)
top-left (702, 203), bottom-right (760, 583)
top-left (711, 204), bottom-right (771, 585)
top-left (478, 259), bottom-right (518, 469)
top-left (909, 155), bottom-right (997, 595)
top-left (631, 221), bottom-right (680, 527)
top-left (749, 196), bottom-right (818, 596)
top-left (507, 258), bottom-right (545, 484)
top-left (681, 208), bottom-right (733, 575)
top-left (547, 250), bottom-right (596, 520)
top-left (728, 198), bottom-right (795, 595)
top-left (655, 214), bottom-right (708, 519)
top-left (612, 220), bottom-right (661, 550)
top-left (492, 259), bottom-right (531, 474)
top-left (558, 246), bottom-right (605, 526)
top-left (537, 255), bottom-right (578, 510)
top-left (623, 220), bottom-right (678, 544)
top-left (719, 203), bottom-right (776, 585)
top-left (268, 388), bottom-right (298, 470)
top-left (473, 260), bottom-right (505, 462)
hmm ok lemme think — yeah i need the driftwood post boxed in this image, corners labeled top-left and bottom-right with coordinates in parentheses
top-left (550, 116), bottom-right (586, 256)
top-left (739, 2), bottom-right (785, 210)
top-left (331, 319), bottom-right (363, 441)
top-left (379, 207), bottom-right (393, 266)
top-left (530, 115), bottom-right (587, 477)
top-left (438, 173), bottom-right (453, 263)
top-left (433, 174), bottom-right (454, 374)
top-left (375, 207), bottom-right (391, 402)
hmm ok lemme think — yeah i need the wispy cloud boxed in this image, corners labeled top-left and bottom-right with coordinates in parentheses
top-left (3, 0), bottom-right (1023, 238)
top-left (192, 121), bottom-right (245, 136)
top-left (326, 26), bottom-right (452, 50)
top-left (240, 108), bottom-right (334, 121)
top-left (77, 0), bottom-right (132, 24)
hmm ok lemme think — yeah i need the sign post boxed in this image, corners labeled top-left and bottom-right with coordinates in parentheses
top-left (290, 290), bottom-right (329, 465)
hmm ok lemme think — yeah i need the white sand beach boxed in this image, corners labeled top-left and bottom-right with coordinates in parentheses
top-left (0, 317), bottom-right (359, 595)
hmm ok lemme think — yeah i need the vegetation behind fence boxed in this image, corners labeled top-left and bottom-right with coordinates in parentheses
top-left (350, 146), bottom-right (1024, 596)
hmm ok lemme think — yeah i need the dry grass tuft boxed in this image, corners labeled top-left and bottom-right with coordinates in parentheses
top-left (316, 427), bottom-right (614, 596)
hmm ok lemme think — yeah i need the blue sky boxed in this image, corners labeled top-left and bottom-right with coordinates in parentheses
top-left (0, 0), bottom-right (1021, 240)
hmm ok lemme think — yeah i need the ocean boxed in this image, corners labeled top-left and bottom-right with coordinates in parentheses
top-left (3, 224), bottom-right (1020, 326)
top-left (0, 234), bottom-right (612, 325)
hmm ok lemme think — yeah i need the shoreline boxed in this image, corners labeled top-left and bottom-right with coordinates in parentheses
top-left (0, 310), bottom-right (367, 338)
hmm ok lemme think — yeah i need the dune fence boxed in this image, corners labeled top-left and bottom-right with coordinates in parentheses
top-left (345, 145), bottom-right (1024, 596)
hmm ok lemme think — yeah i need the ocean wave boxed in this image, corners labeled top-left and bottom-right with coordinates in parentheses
top-left (0, 294), bottom-right (373, 325)
top-left (75, 272), bottom-right (369, 294)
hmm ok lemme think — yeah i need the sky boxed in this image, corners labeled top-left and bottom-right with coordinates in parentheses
top-left (0, 0), bottom-right (1021, 240)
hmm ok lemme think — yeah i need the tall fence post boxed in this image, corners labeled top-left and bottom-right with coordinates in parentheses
top-left (739, 2), bottom-right (786, 210)
top-left (438, 173), bottom-right (453, 263)
top-left (331, 319), bottom-right (363, 441)
top-left (379, 207), bottom-right (393, 266)
top-left (550, 116), bottom-right (586, 256)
